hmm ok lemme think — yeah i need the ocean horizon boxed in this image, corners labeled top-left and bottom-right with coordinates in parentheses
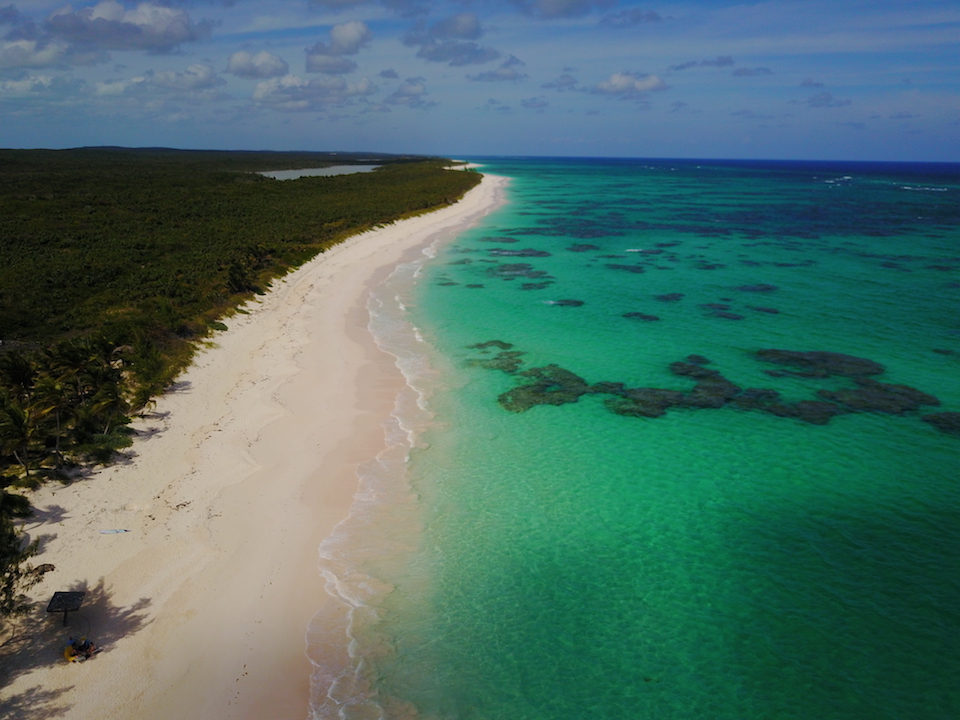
top-left (314, 156), bottom-right (960, 719)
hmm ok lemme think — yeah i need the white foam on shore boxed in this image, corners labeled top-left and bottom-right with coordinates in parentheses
top-left (307, 176), bottom-right (509, 719)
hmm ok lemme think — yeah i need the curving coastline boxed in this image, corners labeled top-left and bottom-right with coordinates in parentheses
top-left (1, 173), bottom-right (508, 720)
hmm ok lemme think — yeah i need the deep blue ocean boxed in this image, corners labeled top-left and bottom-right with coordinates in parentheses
top-left (314, 158), bottom-right (960, 719)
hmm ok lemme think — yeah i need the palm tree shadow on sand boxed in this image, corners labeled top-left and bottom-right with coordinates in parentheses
top-left (0, 578), bottom-right (151, 719)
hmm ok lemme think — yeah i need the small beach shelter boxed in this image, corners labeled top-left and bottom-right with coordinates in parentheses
top-left (46, 591), bottom-right (85, 626)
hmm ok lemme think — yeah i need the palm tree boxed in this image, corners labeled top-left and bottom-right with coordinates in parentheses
top-left (31, 375), bottom-right (75, 470)
top-left (0, 352), bottom-right (36, 404)
top-left (0, 398), bottom-right (38, 481)
top-left (89, 381), bottom-right (129, 435)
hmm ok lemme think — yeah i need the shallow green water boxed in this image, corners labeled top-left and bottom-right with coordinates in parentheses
top-left (320, 158), bottom-right (960, 719)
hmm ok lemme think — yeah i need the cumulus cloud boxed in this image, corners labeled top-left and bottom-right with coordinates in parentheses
top-left (600, 8), bottom-right (663, 27)
top-left (669, 56), bottom-right (733, 71)
top-left (1, 5), bottom-right (23, 26)
top-left (804, 91), bottom-right (850, 108)
top-left (384, 76), bottom-right (428, 106)
top-left (0, 38), bottom-right (70, 69)
top-left (591, 71), bottom-right (666, 97)
top-left (252, 73), bottom-right (376, 111)
top-left (226, 50), bottom-right (288, 79)
top-left (732, 67), bottom-right (773, 76)
top-left (329, 20), bottom-right (373, 54)
top-left (418, 41), bottom-right (498, 66)
top-left (44, 1), bottom-right (212, 53)
top-left (542, 72), bottom-right (578, 91)
top-left (309, 0), bottom-right (368, 7)
top-left (521, 96), bottom-right (547, 110)
top-left (0, 73), bottom-right (82, 97)
top-left (306, 20), bottom-right (372, 74)
top-left (468, 55), bottom-right (526, 82)
top-left (379, 68), bottom-right (398, 78)
top-left (152, 62), bottom-right (223, 91)
top-left (95, 75), bottom-right (146, 96)
top-left (731, 109), bottom-right (776, 120)
top-left (92, 62), bottom-right (225, 100)
top-left (429, 13), bottom-right (482, 40)
top-left (310, 0), bottom-right (427, 15)
top-left (403, 13), bottom-right (499, 66)
top-left (513, 0), bottom-right (615, 20)
top-left (800, 77), bottom-right (823, 87)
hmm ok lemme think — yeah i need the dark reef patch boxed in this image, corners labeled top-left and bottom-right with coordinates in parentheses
top-left (467, 340), bottom-right (514, 351)
top-left (654, 293), bottom-right (684, 302)
top-left (922, 412), bottom-right (960, 437)
top-left (709, 311), bottom-right (745, 320)
top-left (757, 349), bottom-right (885, 378)
top-left (488, 263), bottom-right (550, 280)
top-left (605, 388), bottom-right (687, 418)
top-left (478, 236), bottom-right (519, 243)
top-left (545, 299), bottom-right (584, 307)
top-left (817, 378), bottom-right (940, 414)
top-left (737, 283), bottom-right (778, 292)
top-left (463, 342), bottom-right (957, 435)
top-left (567, 244), bottom-right (600, 252)
top-left (623, 312), bottom-right (660, 321)
top-left (521, 282), bottom-right (554, 290)
top-left (749, 306), bottom-right (780, 314)
top-left (499, 364), bottom-right (591, 412)
top-left (488, 248), bottom-right (552, 257)
top-left (605, 264), bottom-right (646, 274)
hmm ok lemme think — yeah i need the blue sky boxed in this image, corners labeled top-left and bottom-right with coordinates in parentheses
top-left (1, 0), bottom-right (958, 160)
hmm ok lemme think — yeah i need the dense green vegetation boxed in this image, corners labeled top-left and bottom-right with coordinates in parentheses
top-left (0, 147), bottom-right (481, 616)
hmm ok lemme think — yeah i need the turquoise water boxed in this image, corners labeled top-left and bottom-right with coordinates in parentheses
top-left (316, 158), bottom-right (960, 719)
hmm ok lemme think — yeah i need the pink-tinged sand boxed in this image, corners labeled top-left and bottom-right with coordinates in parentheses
top-left (1, 173), bottom-right (506, 719)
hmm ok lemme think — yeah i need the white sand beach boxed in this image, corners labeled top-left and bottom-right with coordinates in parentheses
top-left (0, 173), bottom-right (506, 720)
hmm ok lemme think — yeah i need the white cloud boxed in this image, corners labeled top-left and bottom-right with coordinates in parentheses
top-left (521, 96), bottom-right (548, 110)
top-left (514, 0), bottom-right (615, 20)
top-left (403, 13), bottom-right (498, 67)
top-left (429, 13), bottom-right (482, 40)
top-left (252, 73), bottom-right (376, 110)
top-left (152, 63), bottom-right (224, 91)
top-left (592, 72), bottom-right (666, 95)
top-left (468, 55), bottom-right (527, 82)
top-left (384, 76), bottom-right (427, 106)
top-left (329, 20), bottom-right (372, 54)
top-left (804, 91), bottom-right (851, 108)
top-left (0, 74), bottom-right (54, 95)
top-left (542, 72), bottom-right (578, 91)
top-left (305, 20), bottom-right (372, 74)
top-left (227, 50), bottom-right (289, 79)
top-left (44, 1), bottom-right (211, 52)
top-left (0, 38), bottom-right (69, 69)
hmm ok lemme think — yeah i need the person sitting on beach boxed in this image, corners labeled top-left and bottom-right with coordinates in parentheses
top-left (65, 637), bottom-right (98, 662)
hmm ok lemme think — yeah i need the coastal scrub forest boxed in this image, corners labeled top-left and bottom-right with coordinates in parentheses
top-left (0, 147), bottom-right (481, 617)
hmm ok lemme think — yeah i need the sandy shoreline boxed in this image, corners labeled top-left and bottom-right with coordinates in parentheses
top-left (0, 173), bottom-right (506, 719)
